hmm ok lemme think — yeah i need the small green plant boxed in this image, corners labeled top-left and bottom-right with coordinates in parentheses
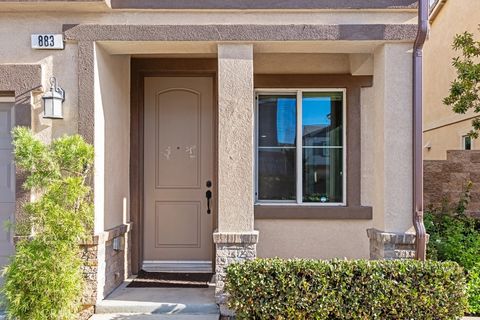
top-left (225, 259), bottom-right (468, 319)
top-left (425, 181), bottom-right (480, 315)
top-left (1, 127), bottom-right (94, 320)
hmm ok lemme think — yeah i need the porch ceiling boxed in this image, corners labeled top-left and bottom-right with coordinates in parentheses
top-left (98, 40), bottom-right (388, 55)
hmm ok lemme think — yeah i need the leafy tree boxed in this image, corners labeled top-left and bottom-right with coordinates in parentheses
top-left (444, 29), bottom-right (480, 138)
top-left (1, 127), bottom-right (94, 320)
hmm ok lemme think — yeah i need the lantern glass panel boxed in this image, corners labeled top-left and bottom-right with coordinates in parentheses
top-left (43, 98), bottom-right (54, 118)
top-left (52, 98), bottom-right (63, 118)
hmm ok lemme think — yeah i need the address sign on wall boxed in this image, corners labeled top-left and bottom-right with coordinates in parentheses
top-left (31, 34), bottom-right (65, 50)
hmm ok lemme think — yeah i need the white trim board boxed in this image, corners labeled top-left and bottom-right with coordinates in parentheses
top-left (142, 260), bottom-right (213, 273)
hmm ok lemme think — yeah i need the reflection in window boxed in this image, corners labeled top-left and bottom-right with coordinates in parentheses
top-left (258, 95), bottom-right (297, 200)
top-left (256, 91), bottom-right (345, 204)
top-left (258, 148), bottom-right (296, 201)
top-left (258, 95), bottom-right (296, 147)
top-left (302, 92), bottom-right (343, 147)
top-left (302, 92), bottom-right (343, 203)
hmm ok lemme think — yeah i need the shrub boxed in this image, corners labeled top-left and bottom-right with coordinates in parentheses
top-left (1, 127), bottom-right (94, 320)
top-left (468, 264), bottom-right (480, 314)
top-left (2, 240), bottom-right (83, 320)
top-left (225, 259), bottom-right (468, 320)
top-left (425, 181), bottom-right (480, 315)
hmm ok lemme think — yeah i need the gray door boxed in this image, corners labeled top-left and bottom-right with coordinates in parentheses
top-left (0, 100), bottom-right (15, 285)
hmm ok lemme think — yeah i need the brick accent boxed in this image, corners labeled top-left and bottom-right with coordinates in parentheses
top-left (424, 150), bottom-right (480, 218)
top-left (79, 223), bottom-right (131, 317)
top-left (213, 231), bottom-right (259, 317)
top-left (367, 228), bottom-right (416, 260)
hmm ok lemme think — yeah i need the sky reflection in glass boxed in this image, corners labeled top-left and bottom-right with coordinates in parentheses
top-left (276, 98), bottom-right (296, 145)
top-left (303, 97), bottom-right (331, 126)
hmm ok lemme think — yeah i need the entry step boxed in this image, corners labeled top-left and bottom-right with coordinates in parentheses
top-left (91, 314), bottom-right (219, 320)
top-left (96, 281), bottom-right (219, 316)
top-left (96, 302), bottom-right (219, 315)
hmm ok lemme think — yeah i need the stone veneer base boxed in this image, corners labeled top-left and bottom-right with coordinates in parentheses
top-left (367, 228), bottom-right (416, 260)
top-left (80, 223), bottom-right (132, 317)
top-left (213, 230), bottom-right (259, 317)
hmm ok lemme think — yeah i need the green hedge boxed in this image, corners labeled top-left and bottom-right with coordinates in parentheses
top-left (225, 259), bottom-right (468, 319)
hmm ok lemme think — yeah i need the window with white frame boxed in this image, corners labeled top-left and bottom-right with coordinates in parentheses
top-left (255, 89), bottom-right (346, 205)
top-left (463, 135), bottom-right (472, 150)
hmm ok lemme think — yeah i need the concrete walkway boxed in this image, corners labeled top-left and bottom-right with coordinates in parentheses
top-left (90, 314), bottom-right (218, 320)
top-left (91, 315), bottom-right (477, 320)
top-left (92, 280), bottom-right (219, 319)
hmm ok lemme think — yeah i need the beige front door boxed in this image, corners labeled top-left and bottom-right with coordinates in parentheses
top-left (143, 77), bottom-right (214, 272)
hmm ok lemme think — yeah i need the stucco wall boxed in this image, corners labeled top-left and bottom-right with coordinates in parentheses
top-left (217, 44), bottom-right (255, 232)
top-left (371, 43), bottom-right (414, 234)
top-left (253, 53), bottom-right (374, 75)
top-left (255, 53), bottom-right (350, 74)
top-left (423, 0), bottom-right (480, 160)
top-left (0, 15), bottom-right (79, 139)
top-left (361, 86), bottom-right (375, 209)
top-left (425, 120), bottom-right (478, 160)
top-left (252, 45), bottom-right (415, 260)
top-left (255, 220), bottom-right (372, 259)
top-left (94, 44), bottom-right (130, 233)
top-left (0, 11), bottom-right (417, 26)
top-left (0, 8), bottom-right (414, 135)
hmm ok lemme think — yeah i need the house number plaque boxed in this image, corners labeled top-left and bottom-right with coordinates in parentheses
top-left (31, 34), bottom-right (64, 50)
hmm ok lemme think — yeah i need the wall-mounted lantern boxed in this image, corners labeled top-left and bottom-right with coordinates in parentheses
top-left (42, 77), bottom-right (65, 119)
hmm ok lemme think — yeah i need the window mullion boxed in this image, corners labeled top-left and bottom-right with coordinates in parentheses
top-left (296, 90), bottom-right (303, 204)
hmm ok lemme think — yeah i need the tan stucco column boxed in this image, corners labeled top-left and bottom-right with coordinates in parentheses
top-left (368, 43), bottom-right (416, 260)
top-left (217, 43), bottom-right (255, 232)
top-left (214, 43), bottom-right (258, 316)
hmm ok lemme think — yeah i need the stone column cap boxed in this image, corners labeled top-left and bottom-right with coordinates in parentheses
top-left (213, 230), bottom-right (259, 244)
top-left (367, 228), bottom-right (416, 245)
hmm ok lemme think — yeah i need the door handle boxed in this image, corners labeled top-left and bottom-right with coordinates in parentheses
top-left (206, 190), bottom-right (212, 214)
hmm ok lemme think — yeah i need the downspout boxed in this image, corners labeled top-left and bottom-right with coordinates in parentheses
top-left (413, 0), bottom-right (428, 261)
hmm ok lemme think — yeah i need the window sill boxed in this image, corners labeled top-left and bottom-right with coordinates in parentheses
top-left (254, 205), bottom-right (372, 220)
